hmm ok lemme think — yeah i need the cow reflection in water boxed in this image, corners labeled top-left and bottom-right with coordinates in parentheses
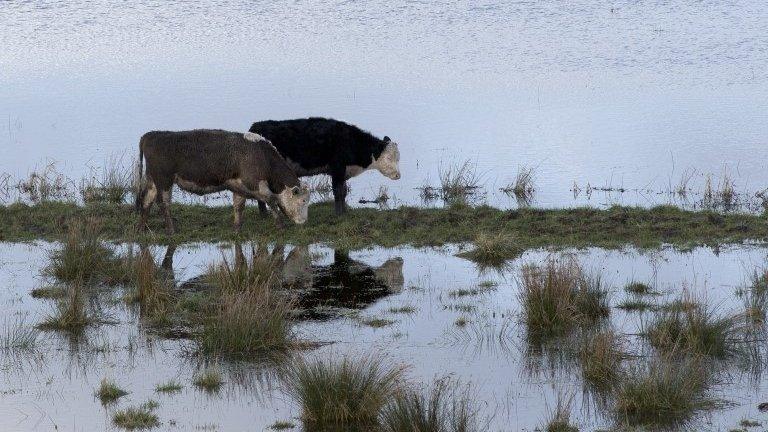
top-left (162, 243), bottom-right (404, 319)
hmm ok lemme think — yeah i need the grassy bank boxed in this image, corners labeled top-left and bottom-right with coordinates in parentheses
top-left (1, 201), bottom-right (767, 249)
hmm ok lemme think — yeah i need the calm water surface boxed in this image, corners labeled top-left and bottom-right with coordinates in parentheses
top-left (1, 1), bottom-right (767, 208)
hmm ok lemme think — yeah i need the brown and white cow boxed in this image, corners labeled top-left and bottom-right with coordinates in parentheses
top-left (136, 129), bottom-right (309, 234)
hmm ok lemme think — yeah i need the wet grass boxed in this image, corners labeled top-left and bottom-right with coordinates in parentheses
top-left (155, 380), bottom-right (183, 394)
top-left (80, 155), bottom-right (134, 204)
top-left (2, 202), bottom-right (767, 250)
top-left (380, 379), bottom-right (482, 432)
top-left (129, 249), bottom-right (173, 321)
top-left (502, 165), bottom-right (536, 205)
top-left (286, 355), bottom-right (405, 430)
top-left (198, 253), bottom-right (294, 357)
top-left (37, 280), bottom-right (90, 333)
top-left (438, 160), bottom-right (482, 202)
top-left (543, 397), bottom-right (578, 432)
top-left (624, 282), bottom-right (654, 295)
top-left (0, 318), bottom-right (39, 351)
top-left (193, 368), bottom-right (224, 392)
top-left (579, 329), bottom-right (624, 389)
top-left (113, 400), bottom-right (160, 430)
top-left (30, 285), bottom-right (66, 299)
top-left (360, 317), bottom-right (396, 328)
top-left (616, 298), bottom-right (657, 312)
top-left (519, 259), bottom-right (609, 340)
top-left (646, 294), bottom-right (744, 358)
top-left (95, 378), bottom-right (129, 405)
top-left (269, 420), bottom-right (296, 430)
top-left (388, 305), bottom-right (417, 314)
top-left (614, 356), bottom-right (715, 427)
top-left (456, 232), bottom-right (521, 268)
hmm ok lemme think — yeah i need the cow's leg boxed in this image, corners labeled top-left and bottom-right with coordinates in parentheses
top-left (138, 180), bottom-right (158, 231)
top-left (233, 192), bottom-right (247, 231)
top-left (158, 188), bottom-right (175, 235)
top-left (257, 200), bottom-right (269, 218)
top-left (332, 176), bottom-right (347, 215)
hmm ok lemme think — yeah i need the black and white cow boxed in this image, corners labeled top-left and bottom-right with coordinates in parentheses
top-left (136, 129), bottom-right (310, 234)
top-left (248, 118), bottom-right (401, 215)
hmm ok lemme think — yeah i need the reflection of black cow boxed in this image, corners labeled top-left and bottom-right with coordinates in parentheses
top-left (289, 250), bottom-right (404, 319)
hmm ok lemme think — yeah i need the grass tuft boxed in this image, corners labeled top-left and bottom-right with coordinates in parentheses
top-left (579, 329), bottom-right (624, 389)
top-left (46, 219), bottom-right (128, 284)
top-left (37, 279), bottom-right (90, 333)
top-left (438, 161), bottom-right (481, 202)
top-left (380, 379), bottom-right (482, 432)
top-left (519, 258), bottom-right (609, 340)
top-left (543, 397), bottom-right (578, 432)
top-left (95, 378), bottom-right (129, 405)
top-left (268, 420), bottom-right (296, 430)
top-left (0, 318), bottom-right (39, 351)
top-left (193, 368), bottom-right (224, 392)
top-left (457, 232), bottom-right (521, 268)
top-left (113, 400), bottom-right (160, 430)
top-left (286, 355), bottom-right (404, 429)
top-left (624, 282), bottom-right (653, 295)
top-left (155, 380), bottom-right (183, 394)
top-left (614, 356), bottom-right (714, 427)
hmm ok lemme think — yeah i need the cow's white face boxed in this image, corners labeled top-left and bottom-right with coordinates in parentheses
top-left (371, 137), bottom-right (401, 180)
top-left (277, 184), bottom-right (310, 224)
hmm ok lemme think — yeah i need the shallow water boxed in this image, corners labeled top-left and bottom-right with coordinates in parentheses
top-left (2, 1), bottom-right (768, 209)
top-left (2, 241), bottom-right (768, 431)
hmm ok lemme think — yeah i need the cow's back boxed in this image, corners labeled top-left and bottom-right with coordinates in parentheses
top-left (249, 119), bottom-right (342, 170)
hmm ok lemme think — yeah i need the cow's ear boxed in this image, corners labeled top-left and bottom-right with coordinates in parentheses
top-left (383, 136), bottom-right (391, 142)
top-left (292, 186), bottom-right (301, 195)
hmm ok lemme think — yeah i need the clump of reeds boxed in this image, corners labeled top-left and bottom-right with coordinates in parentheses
top-left (155, 380), bottom-right (183, 394)
top-left (457, 232), bottom-right (521, 268)
top-left (438, 161), bottom-right (481, 202)
top-left (80, 155), bottom-right (134, 204)
top-left (519, 259), bottom-right (609, 340)
top-left (131, 249), bottom-right (173, 321)
top-left (579, 329), bottom-right (625, 389)
top-left (380, 379), bottom-right (482, 432)
top-left (199, 251), bottom-right (293, 357)
top-left (543, 396), bottom-right (578, 432)
top-left (113, 400), bottom-right (160, 430)
top-left (47, 219), bottom-right (120, 283)
top-left (286, 355), bottom-right (405, 429)
top-left (614, 356), bottom-right (714, 427)
top-left (624, 282), bottom-right (653, 295)
top-left (16, 163), bottom-right (73, 202)
top-left (37, 279), bottom-right (90, 333)
top-left (193, 367), bottom-right (224, 392)
top-left (616, 298), bottom-right (656, 312)
top-left (0, 318), bottom-right (39, 351)
top-left (646, 293), bottom-right (744, 358)
top-left (95, 378), bottom-right (129, 405)
top-left (502, 166), bottom-right (536, 204)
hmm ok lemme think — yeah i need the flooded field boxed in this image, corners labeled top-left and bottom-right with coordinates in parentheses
top-left (2, 240), bottom-right (768, 431)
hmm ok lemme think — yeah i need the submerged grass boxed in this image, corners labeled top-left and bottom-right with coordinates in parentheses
top-left (543, 397), bottom-right (578, 432)
top-left (614, 356), bottom-right (714, 427)
top-left (193, 368), bottom-right (224, 392)
top-left (198, 252), bottom-right (294, 357)
top-left (155, 380), bottom-right (183, 394)
top-left (456, 232), bottom-right (521, 268)
top-left (0, 318), bottom-right (39, 351)
top-left (646, 293), bottom-right (745, 358)
top-left (286, 355), bottom-right (405, 430)
top-left (380, 379), bottom-right (482, 432)
top-left (579, 329), bottom-right (624, 389)
top-left (113, 400), bottom-right (160, 430)
top-left (95, 378), bottom-right (129, 405)
top-left (2, 202), bottom-right (767, 250)
top-left (519, 258), bottom-right (609, 340)
top-left (37, 279), bottom-right (90, 333)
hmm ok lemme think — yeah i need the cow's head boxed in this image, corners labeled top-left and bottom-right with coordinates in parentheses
top-left (277, 184), bottom-right (310, 224)
top-left (370, 136), bottom-right (401, 180)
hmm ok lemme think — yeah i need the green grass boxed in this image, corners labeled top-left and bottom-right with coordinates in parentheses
top-left (193, 368), bottom-right (224, 392)
top-left (0, 318), bottom-right (39, 351)
top-left (2, 202), bottom-right (766, 250)
top-left (37, 280), bottom-right (90, 333)
top-left (646, 295), bottom-right (744, 358)
top-left (519, 259), bottom-right (609, 340)
top-left (198, 255), bottom-right (294, 357)
top-left (155, 380), bottom-right (183, 394)
top-left (360, 317), bottom-right (396, 328)
top-left (380, 379), bottom-right (481, 432)
top-left (624, 282), bottom-right (654, 295)
top-left (579, 330), bottom-right (624, 389)
top-left (614, 356), bottom-right (714, 427)
top-left (268, 420), bottom-right (296, 430)
top-left (95, 378), bottom-right (129, 405)
top-left (30, 286), bottom-right (66, 299)
top-left (616, 298), bottom-right (657, 312)
top-left (388, 306), bottom-right (417, 314)
top-left (456, 232), bottom-right (522, 268)
top-left (286, 355), bottom-right (405, 429)
top-left (113, 400), bottom-right (160, 430)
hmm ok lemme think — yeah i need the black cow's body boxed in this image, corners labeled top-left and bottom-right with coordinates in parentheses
top-left (136, 129), bottom-right (309, 233)
top-left (249, 118), bottom-right (400, 214)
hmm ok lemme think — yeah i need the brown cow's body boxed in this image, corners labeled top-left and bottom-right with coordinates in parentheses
top-left (136, 129), bottom-right (309, 233)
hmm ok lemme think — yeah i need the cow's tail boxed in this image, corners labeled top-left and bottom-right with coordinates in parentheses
top-left (135, 140), bottom-right (146, 212)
